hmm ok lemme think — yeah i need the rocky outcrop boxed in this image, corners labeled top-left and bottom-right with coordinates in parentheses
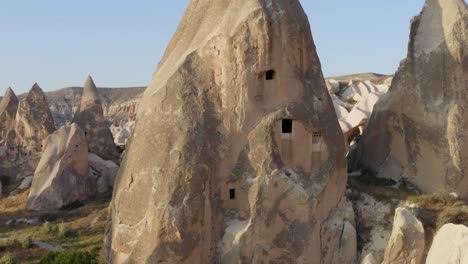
top-left (15, 83), bottom-right (55, 153)
top-left (46, 86), bottom-right (145, 128)
top-left (105, 0), bottom-right (348, 263)
top-left (382, 207), bottom-right (425, 264)
top-left (355, 0), bottom-right (468, 200)
top-left (0, 87), bottom-right (19, 145)
top-left (321, 199), bottom-right (357, 263)
top-left (73, 77), bottom-right (120, 162)
top-left (88, 153), bottom-right (118, 193)
top-left (353, 193), bottom-right (393, 264)
top-left (27, 124), bottom-right (93, 211)
top-left (7, 84), bottom-right (56, 180)
top-left (426, 223), bottom-right (468, 263)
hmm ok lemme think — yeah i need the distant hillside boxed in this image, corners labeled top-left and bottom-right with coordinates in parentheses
top-left (327, 72), bottom-right (392, 83)
top-left (12, 86), bottom-right (146, 127)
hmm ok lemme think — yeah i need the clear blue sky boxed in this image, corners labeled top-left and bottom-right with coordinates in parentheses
top-left (0, 0), bottom-right (426, 95)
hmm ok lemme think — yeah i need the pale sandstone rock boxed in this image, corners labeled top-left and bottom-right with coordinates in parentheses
top-left (382, 207), bottom-right (425, 264)
top-left (0, 87), bottom-right (19, 145)
top-left (426, 223), bottom-right (468, 264)
top-left (105, 0), bottom-right (347, 262)
top-left (353, 193), bottom-right (392, 264)
top-left (355, 0), bottom-right (468, 200)
top-left (27, 123), bottom-right (94, 211)
top-left (73, 76), bottom-right (120, 162)
top-left (0, 88), bottom-right (19, 178)
top-left (18, 176), bottom-right (33, 190)
top-left (321, 200), bottom-right (357, 264)
top-left (12, 84), bottom-right (56, 180)
top-left (88, 153), bottom-right (118, 193)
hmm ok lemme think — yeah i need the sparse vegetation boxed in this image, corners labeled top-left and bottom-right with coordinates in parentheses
top-left (0, 191), bottom-right (110, 263)
top-left (0, 252), bottom-right (16, 264)
top-left (18, 234), bottom-right (32, 249)
top-left (408, 192), bottom-right (468, 230)
top-left (39, 251), bottom-right (101, 264)
top-left (58, 222), bottom-right (69, 238)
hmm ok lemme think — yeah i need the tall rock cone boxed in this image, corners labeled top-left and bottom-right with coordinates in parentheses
top-left (105, 0), bottom-right (350, 263)
top-left (13, 83), bottom-right (56, 179)
top-left (73, 76), bottom-right (119, 162)
top-left (354, 0), bottom-right (468, 199)
top-left (0, 87), bottom-right (19, 145)
top-left (15, 83), bottom-right (55, 154)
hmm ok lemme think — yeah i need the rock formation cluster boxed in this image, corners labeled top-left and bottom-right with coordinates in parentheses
top-left (0, 84), bottom-right (56, 180)
top-left (354, 0), bottom-right (468, 200)
top-left (105, 0), bottom-right (350, 262)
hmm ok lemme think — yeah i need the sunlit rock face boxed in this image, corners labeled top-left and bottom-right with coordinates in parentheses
top-left (356, 0), bottom-right (468, 200)
top-left (73, 76), bottom-right (120, 162)
top-left (9, 84), bottom-right (56, 180)
top-left (0, 87), bottom-right (19, 145)
top-left (105, 0), bottom-right (349, 263)
top-left (27, 123), bottom-right (93, 211)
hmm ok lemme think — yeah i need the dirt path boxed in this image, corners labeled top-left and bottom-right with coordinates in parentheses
top-left (32, 240), bottom-right (64, 252)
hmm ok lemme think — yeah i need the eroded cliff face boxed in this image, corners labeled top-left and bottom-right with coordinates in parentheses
top-left (0, 88), bottom-right (19, 145)
top-left (27, 123), bottom-right (92, 211)
top-left (105, 0), bottom-right (348, 263)
top-left (5, 84), bottom-right (56, 180)
top-left (356, 0), bottom-right (468, 200)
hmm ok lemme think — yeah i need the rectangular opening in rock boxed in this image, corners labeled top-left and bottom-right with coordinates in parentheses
top-left (282, 119), bottom-right (293, 134)
top-left (229, 188), bottom-right (236, 200)
top-left (312, 132), bottom-right (322, 152)
top-left (266, 70), bottom-right (275, 80)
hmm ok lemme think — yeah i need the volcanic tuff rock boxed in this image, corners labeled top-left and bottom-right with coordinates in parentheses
top-left (426, 224), bottom-right (468, 263)
top-left (382, 207), bottom-right (425, 264)
top-left (105, 0), bottom-right (349, 263)
top-left (27, 123), bottom-right (93, 211)
top-left (73, 77), bottom-right (120, 162)
top-left (355, 0), bottom-right (468, 199)
top-left (46, 86), bottom-right (145, 128)
top-left (0, 88), bottom-right (19, 145)
top-left (15, 83), bottom-right (56, 152)
top-left (6, 84), bottom-right (56, 180)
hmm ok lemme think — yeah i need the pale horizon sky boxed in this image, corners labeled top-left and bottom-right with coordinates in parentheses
top-left (0, 1), bottom-right (426, 95)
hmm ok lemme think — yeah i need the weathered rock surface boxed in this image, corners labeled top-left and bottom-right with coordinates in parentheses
top-left (88, 153), bottom-right (118, 193)
top-left (15, 84), bottom-right (56, 150)
top-left (321, 199), bottom-right (357, 264)
top-left (27, 123), bottom-right (93, 211)
top-left (73, 77), bottom-right (120, 162)
top-left (46, 86), bottom-right (145, 128)
top-left (4, 84), bottom-right (56, 180)
top-left (0, 87), bottom-right (19, 145)
top-left (426, 223), bottom-right (468, 264)
top-left (105, 0), bottom-right (348, 263)
top-left (353, 193), bottom-right (392, 264)
top-left (382, 207), bottom-right (425, 264)
top-left (355, 0), bottom-right (468, 200)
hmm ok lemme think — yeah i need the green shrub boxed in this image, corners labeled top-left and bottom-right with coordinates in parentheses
top-left (0, 252), bottom-right (16, 264)
top-left (42, 221), bottom-right (54, 234)
top-left (408, 192), bottom-right (460, 211)
top-left (39, 251), bottom-right (100, 264)
top-left (58, 222), bottom-right (69, 238)
top-left (19, 234), bottom-right (32, 249)
top-left (437, 206), bottom-right (468, 230)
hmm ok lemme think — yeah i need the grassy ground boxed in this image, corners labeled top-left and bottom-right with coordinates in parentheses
top-left (0, 190), bottom-right (110, 263)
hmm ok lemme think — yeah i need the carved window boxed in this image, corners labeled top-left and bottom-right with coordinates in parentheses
top-left (229, 189), bottom-right (236, 200)
top-left (312, 132), bottom-right (322, 152)
top-left (266, 70), bottom-right (275, 80)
